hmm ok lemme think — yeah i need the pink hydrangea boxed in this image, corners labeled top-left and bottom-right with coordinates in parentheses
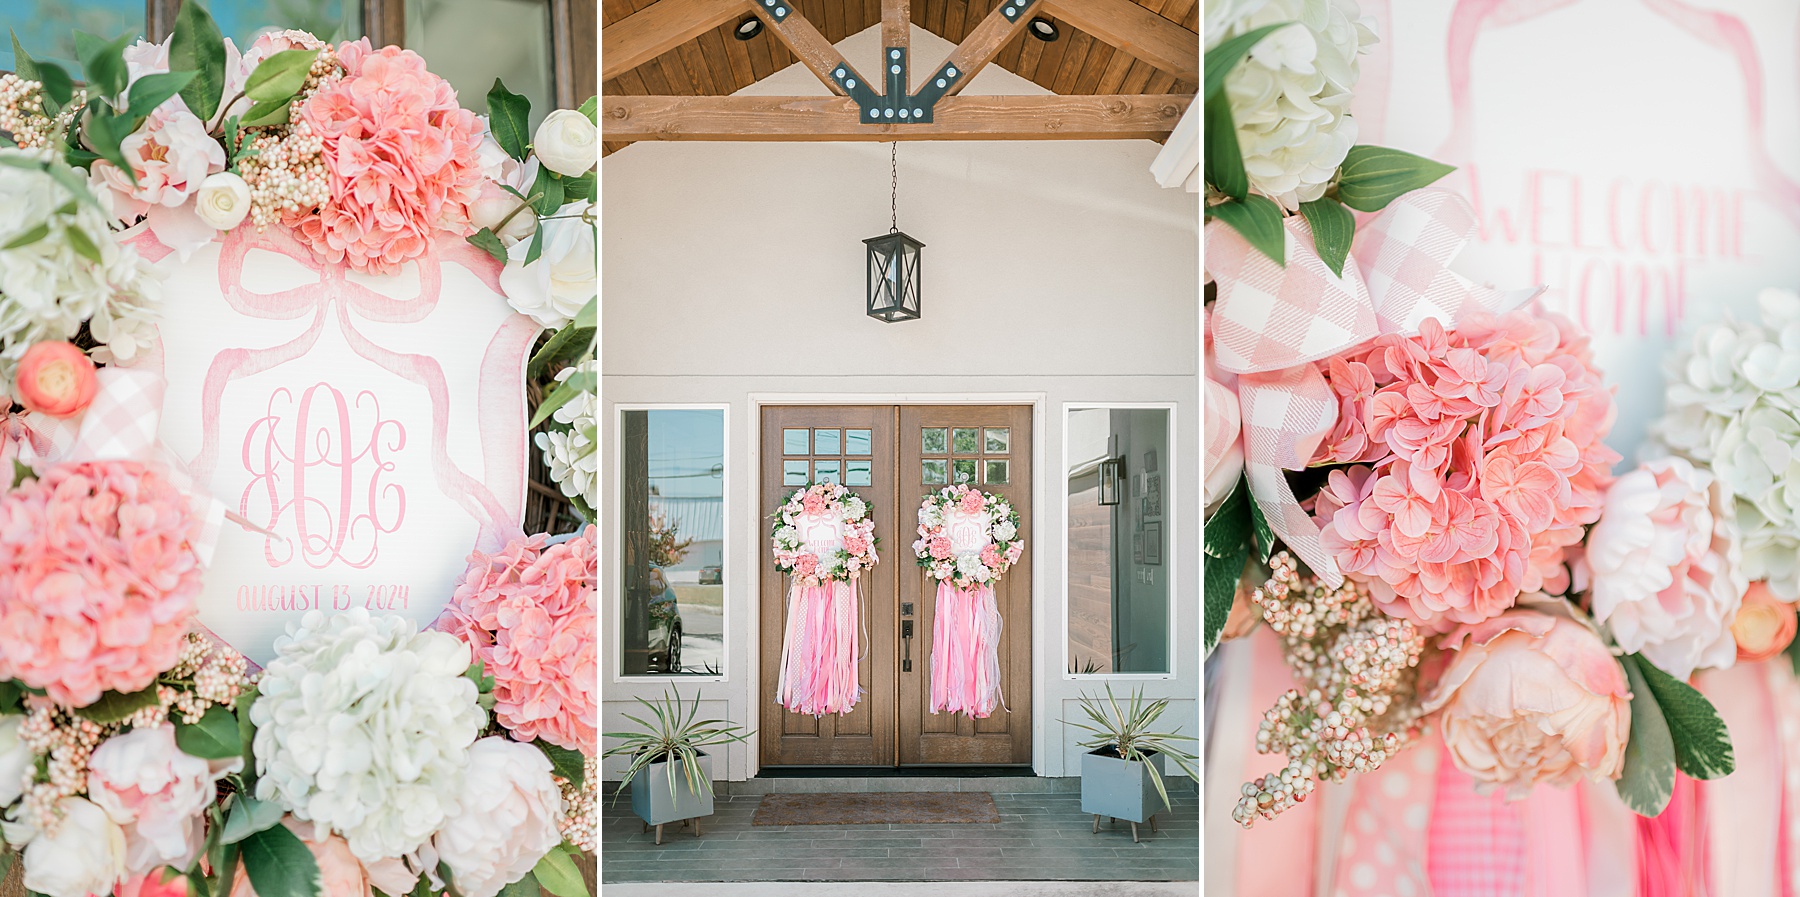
top-left (959, 490), bottom-right (985, 515)
top-left (929, 536), bottom-right (952, 560)
top-left (296, 39), bottom-right (486, 274)
top-left (0, 462), bottom-right (202, 706)
top-left (437, 528), bottom-right (596, 754)
top-left (1309, 309), bottom-right (1619, 631)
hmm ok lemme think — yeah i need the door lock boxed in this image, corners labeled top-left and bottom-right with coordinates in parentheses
top-left (901, 619), bottom-right (914, 672)
top-left (901, 602), bottom-right (913, 616)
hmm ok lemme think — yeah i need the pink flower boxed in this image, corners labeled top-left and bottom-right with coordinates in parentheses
top-left (89, 105), bottom-right (224, 219)
top-left (1424, 610), bottom-right (1631, 798)
top-left (436, 527), bottom-right (595, 753)
top-left (117, 870), bottom-right (192, 897)
top-left (959, 490), bottom-right (985, 515)
top-left (14, 341), bottom-right (99, 418)
top-left (1733, 582), bottom-right (1797, 663)
top-left (295, 40), bottom-right (486, 274)
top-left (929, 537), bottom-right (952, 560)
top-left (844, 534), bottom-right (868, 555)
top-left (980, 545), bottom-right (1001, 567)
top-left (1006, 542), bottom-right (1024, 564)
top-left (0, 461), bottom-right (201, 706)
top-left (230, 818), bottom-right (370, 897)
top-left (795, 553), bottom-right (819, 575)
top-left (802, 491), bottom-right (827, 515)
top-left (89, 724), bottom-right (241, 877)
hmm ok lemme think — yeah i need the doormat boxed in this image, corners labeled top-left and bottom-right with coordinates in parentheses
top-left (752, 791), bottom-right (1001, 825)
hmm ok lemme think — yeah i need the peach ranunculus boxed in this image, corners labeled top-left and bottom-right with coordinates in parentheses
top-left (229, 818), bottom-right (370, 897)
top-left (1733, 581), bottom-right (1798, 663)
top-left (116, 870), bottom-right (192, 897)
top-left (1423, 608), bottom-right (1631, 798)
top-left (14, 341), bottom-right (98, 417)
top-left (88, 724), bottom-right (243, 878)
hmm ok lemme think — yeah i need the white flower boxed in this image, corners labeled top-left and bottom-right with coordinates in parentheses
top-left (1208, 0), bottom-right (1377, 209)
top-left (533, 110), bottom-right (597, 178)
top-left (469, 180), bottom-right (538, 246)
top-left (535, 360), bottom-right (596, 506)
top-left (993, 521), bottom-right (1017, 542)
top-left (0, 716), bottom-right (29, 807)
top-left (1585, 458), bottom-right (1746, 679)
top-left (14, 797), bottom-right (127, 897)
top-left (432, 738), bottom-right (565, 897)
top-left (252, 609), bottom-right (486, 863)
top-left (844, 497), bottom-right (867, 521)
top-left (499, 200), bottom-right (594, 329)
top-left (194, 171), bottom-right (252, 231)
top-left (919, 504), bottom-right (944, 527)
top-left (89, 724), bottom-right (241, 877)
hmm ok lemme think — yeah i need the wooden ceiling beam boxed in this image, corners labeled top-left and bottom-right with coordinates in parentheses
top-left (753, 5), bottom-right (867, 96)
top-left (937, 0), bottom-right (1036, 97)
top-left (603, 0), bottom-right (753, 82)
top-left (600, 93), bottom-right (1191, 141)
top-left (883, 0), bottom-right (912, 53)
top-left (1038, 0), bottom-right (1197, 84)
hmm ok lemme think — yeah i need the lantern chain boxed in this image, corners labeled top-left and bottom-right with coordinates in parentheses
top-left (890, 142), bottom-right (898, 234)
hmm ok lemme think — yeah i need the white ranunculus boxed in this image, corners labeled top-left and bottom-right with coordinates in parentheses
top-left (195, 171), bottom-right (252, 231)
top-left (16, 797), bottom-right (128, 897)
top-left (1584, 458), bottom-right (1746, 679)
top-left (252, 609), bottom-right (486, 863)
top-left (533, 110), bottom-right (597, 177)
top-left (89, 724), bottom-right (241, 877)
top-left (1207, 0), bottom-right (1377, 210)
top-left (499, 200), bottom-right (594, 330)
top-left (433, 738), bottom-right (565, 897)
top-left (0, 716), bottom-right (29, 807)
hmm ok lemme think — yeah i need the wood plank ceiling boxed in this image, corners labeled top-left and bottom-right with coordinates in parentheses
top-left (599, 0), bottom-right (1199, 154)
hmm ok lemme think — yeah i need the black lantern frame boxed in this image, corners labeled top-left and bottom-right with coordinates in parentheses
top-left (865, 230), bottom-right (924, 322)
top-left (1098, 455), bottom-right (1125, 506)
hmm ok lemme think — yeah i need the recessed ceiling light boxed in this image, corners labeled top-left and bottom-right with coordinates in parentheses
top-left (1028, 17), bottom-right (1059, 41)
top-left (734, 15), bottom-right (764, 40)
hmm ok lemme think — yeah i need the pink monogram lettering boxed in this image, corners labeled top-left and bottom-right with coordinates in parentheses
top-left (241, 383), bottom-right (407, 569)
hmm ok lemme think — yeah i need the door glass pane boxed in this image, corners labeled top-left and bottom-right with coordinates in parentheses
top-left (782, 460), bottom-right (808, 485)
top-left (845, 429), bottom-right (872, 455)
top-left (813, 460), bottom-right (840, 483)
top-left (921, 427), bottom-right (948, 454)
top-left (211, 1), bottom-right (362, 46)
top-left (985, 428), bottom-right (1010, 454)
top-left (952, 459), bottom-right (977, 485)
top-left (1066, 407), bottom-right (1171, 675)
top-left (405, 0), bottom-right (554, 128)
top-left (783, 429), bottom-right (809, 455)
top-left (953, 427), bottom-right (979, 454)
top-left (4, 1), bottom-right (141, 71)
top-left (620, 409), bottom-right (725, 677)
top-left (845, 460), bottom-right (872, 486)
top-left (985, 459), bottom-right (1009, 485)
top-left (815, 429), bottom-right (840, 455)
top-left (922, 459), bottom-right (948, 485)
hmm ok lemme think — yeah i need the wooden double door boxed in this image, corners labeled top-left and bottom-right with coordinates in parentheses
top-left (760, 405), bottom-right (1032, 767)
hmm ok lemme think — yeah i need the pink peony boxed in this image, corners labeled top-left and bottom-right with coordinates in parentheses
top-left (1424, 609), bottom-right (1631, 798)
top-left (0, 461), bottom-right (202, 706)
top-left (89, 724), bottom-right (241, 877)
top-left (89, 104), bottom-right (224, 219)
top-left (230, 818), bottom-right (369, 897)
top-left (437, 528), bottom-right (595, 753)
top-left (295, 40), bottom-right (485, 274)
top-left (1310, 310), bottom-right (1619, 631)
top-left (929, 536), bottom-right (952, 560)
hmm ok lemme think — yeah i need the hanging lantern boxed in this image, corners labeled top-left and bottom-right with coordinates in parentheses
top-left (866, 143), bottom-right (923, 322)
top-left (1098, 456), bottom-right (1125, 506)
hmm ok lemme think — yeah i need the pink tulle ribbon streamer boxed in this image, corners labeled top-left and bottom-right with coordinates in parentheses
top-left (929, 580), bottom-right (1004, 718)
top-left (776, 579), bottom-right (862, 717)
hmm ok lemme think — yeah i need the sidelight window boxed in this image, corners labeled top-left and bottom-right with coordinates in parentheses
top-left (1065, 405), bottom-right (1173, 676)
top-left (619, 407), bottom-right (726, 678)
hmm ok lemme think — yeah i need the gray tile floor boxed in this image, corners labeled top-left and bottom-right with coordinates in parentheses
top-left (601, 788), bottom-right (1199, 883)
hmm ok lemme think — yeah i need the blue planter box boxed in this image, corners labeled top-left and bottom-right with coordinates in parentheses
top-left (1080, 748), bottom-right (1167, 824)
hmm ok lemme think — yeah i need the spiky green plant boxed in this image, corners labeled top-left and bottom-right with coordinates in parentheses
top-left (601, 687), bottom-right (752, 804)
top-left (1064, 684), bottom-right (1200, 811)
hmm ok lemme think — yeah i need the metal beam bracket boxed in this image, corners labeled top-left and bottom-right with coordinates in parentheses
top-left (852, 0), bottom-right (1038, 125)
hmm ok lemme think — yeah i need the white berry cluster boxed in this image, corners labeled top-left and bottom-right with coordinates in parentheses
top-left (237, 42), bottom-right (342, 230)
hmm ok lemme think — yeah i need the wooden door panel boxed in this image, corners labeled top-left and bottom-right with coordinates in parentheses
top-left (759, 406), bottom-right (897, 766)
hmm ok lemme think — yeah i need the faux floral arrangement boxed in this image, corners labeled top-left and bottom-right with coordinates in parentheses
top-left (769, 482), bottom-right (879, 586)
top-left (911, 485), bottom-right (1023, 587)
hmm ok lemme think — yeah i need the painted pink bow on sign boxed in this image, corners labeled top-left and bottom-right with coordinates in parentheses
top-left (1205, 188), bottom-right (1542, 585)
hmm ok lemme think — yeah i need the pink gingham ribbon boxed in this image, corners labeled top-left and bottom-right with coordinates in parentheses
top-left (1206, 189), bottom-right (1541, 585)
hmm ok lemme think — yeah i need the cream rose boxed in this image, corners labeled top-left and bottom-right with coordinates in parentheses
top-left (88, 724), bottom-right (242, 877)
top-left (533, 110), bottom-right (596, 177)
top-left (1424, 609), bottom-right (1631, 798)
top-left (433, 738), bottom-right (566, 897)
top-left (499, 200), bottom-right (594, 329)
top-left (195, 172), bottom-right (252, 231)
top-left (16, 796), bottom-right (129, 897)
top-left (469, 180), bottom-right (538, 246)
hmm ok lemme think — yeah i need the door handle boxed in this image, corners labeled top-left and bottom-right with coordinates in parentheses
top-left (901, 619), bottom-right (913, 672)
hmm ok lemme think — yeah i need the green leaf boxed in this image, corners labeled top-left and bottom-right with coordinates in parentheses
top-left (573, 295), bottom-right (596, 330)
top-left (72, 687), bottom-right (159, 724)
top-left (240, 823), bottom-right (322, 897)
top-left (1334, 145), bottom-right (1456, 213)
top-left (1634, 655), bottom-right (1735, 780)
top-left (8, 459), bottom-right (33, 489)
top-left (37, 63), bottom-right (72, 110)
top-left (1202, 92), bottom-right (1245, 201)
top-left (497, 871), bottom-right (540, 897)
top-left (463, 659), bottom-right (496, 694)
top-left (523, 220), bottom-right (546, 267)
top-left (531, 370), bottom-right (596, 429)
top-left (127, 70), bottom-right (198, 119)
top-left (236, 683), bottom-right (260, 786)
top-left (532, 845), bottom-right (589, 897)
top-left (2, 223), bottom-right (48, 250)
top-left (221, 795), bottom-right (285, 844)
top-left (243, 48), bottom-right (319, 103)
top-left (466, 228), bottom-right (508, 263)
top-left (1206, 195), bottom-right (1286, 266)
top-left (238, 99), bottom-right (291, 129)
top-left (11, 30), bottom-right (40, 81)
top-left (577, 96), bottom-right (596, 125)
top-left (532, 164), bottom-right (565, 216)
top-left (1246, 481), bottom-right (1275, 563)
top-left (1203, 479), bottom-right (1253, 657)
top-left (487, 79), bottom-right (532, 161)
top-left (1615, 654), bottom-right (1676, 817)
top-left (170, 0), bottom-right (227, 122)
top-left (74, 29), bottom-right (134, 99)
top-left (536, 740), bottom-right (586, 789)
top-left (529, 322), bottom-right (596, 379)
top-left (562, 171), bottom-right (595, 204)
top-left (1298, 198), bottom-right (1356, 278)
top-left (1204, 23), bottom-right (1291, 100)
top-left (175, 704), bottom-right (242, 760)
top-left (0, 680), bottom-right (23, 714)
top-left (64, 224), bottom-right (101, 264)
top-left (83, 112), bottom-right (137, 183)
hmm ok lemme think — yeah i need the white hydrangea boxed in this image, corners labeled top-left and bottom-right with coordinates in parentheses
top-left (919, 503), bottom-right (944, 528)
top-left (0, 150), bottom-right (160, 389)
top-left (251, 609), bottom-right (486, 864)
top-left (534, 359), bottom-right (596, 509)
top-left (1206, 0), bottom-right (1378, 209)
top-left (1651, 289), bottom-right (1800, 598)
top-left (844, 496), bottom-right (867, 521)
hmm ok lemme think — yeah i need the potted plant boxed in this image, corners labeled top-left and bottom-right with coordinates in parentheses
top-left (602, 687), bottom-right (752, 844)
top-left (1065, 684), bottom-right (1200, 842)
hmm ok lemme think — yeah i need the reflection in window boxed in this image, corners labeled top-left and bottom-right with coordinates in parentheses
top-left (3, 0), bottom-right (141, 71)
top-left (211, 1), bottom-right (361, 46)
top-left (621, 409), bottom-right (724, 676)
top-left (1067, 408), bottom-right (1170, 675)
top-left (405, 0), bottom-right (553, 127)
